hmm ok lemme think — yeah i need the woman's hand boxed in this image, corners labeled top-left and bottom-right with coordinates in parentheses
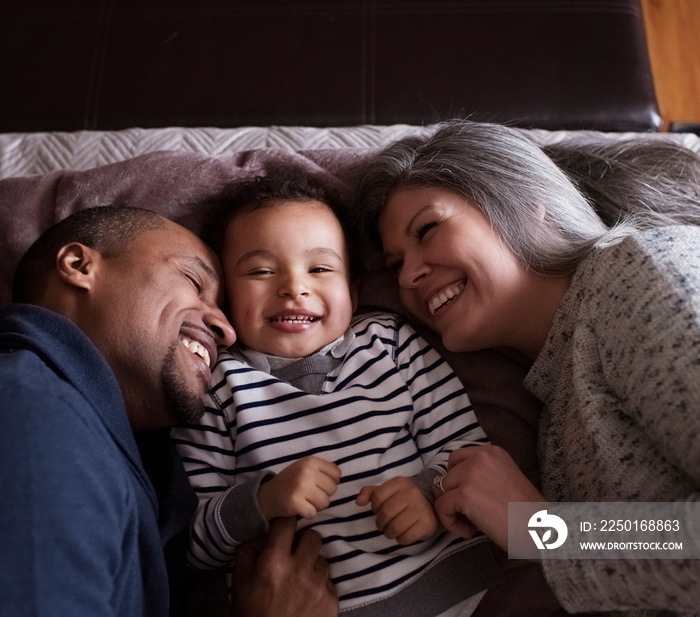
top-left (433, 445), bottom-right (546, 552)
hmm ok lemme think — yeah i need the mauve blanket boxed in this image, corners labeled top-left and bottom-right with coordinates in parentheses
top-left (0, 147), bottom-right (370, 301)
top-left (0, 146), bottom-right (557, 615)
top-left (0, 146), bottom-right (539, 474)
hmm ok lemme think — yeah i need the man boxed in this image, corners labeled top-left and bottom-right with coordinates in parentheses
top-left (0, 206), bottom-right (338, 617)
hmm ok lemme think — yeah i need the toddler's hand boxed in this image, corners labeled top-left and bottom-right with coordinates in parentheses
top-left (356, 477), bottom-right (437, 545)
top-left (259, 456), bottom-right (341, 521)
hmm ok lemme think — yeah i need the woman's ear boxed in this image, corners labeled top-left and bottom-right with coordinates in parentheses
top-left (536, 203), bottom-right (547, 221)
top-left (55, 242), bottom-right (101, 291)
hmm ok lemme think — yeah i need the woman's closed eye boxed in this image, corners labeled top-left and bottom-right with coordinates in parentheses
top-left (416, 221), bottom-right (438, 241)
top-left (386, 258), bottom-right (403, 278)
top-left (383, 221), bottom-right (437, 276)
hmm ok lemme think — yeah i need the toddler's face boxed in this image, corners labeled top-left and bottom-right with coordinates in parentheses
top-left (221, 199), bottom-right (355, 358)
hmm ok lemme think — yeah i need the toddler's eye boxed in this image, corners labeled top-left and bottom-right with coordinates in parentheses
top-left (310, 266), bottom-right (332, 273)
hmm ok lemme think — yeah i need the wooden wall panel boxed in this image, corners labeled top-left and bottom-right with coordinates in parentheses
top-left (642, 0), bottom-right (700, 129)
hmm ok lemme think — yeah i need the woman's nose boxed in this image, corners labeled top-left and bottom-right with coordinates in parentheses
top-left (398, 254), bottom-right (429, 288)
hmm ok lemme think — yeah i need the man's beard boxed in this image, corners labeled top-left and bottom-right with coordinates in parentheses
top-left (161, 344), bottom-right (206, 425)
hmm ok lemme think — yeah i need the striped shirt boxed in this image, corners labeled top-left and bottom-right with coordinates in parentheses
top-left (173, 312), bottom-right (494, 613)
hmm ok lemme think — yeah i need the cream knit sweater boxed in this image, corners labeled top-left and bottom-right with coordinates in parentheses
top-left (526, 227), bottom-right (700, 616)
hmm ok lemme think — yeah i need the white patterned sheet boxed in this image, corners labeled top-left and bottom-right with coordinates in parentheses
top-left (0, 126), bottom-right (430, 178)
top-left (2, 125), bottom-right (700, 179)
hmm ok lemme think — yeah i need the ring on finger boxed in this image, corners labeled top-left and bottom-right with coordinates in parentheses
top-left (433, 474), bottom-right (446, 495)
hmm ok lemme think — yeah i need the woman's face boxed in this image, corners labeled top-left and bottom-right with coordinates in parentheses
top-left (378, 186), bottom-right (558, 357)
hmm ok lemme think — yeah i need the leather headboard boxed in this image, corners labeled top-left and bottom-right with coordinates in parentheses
top-left (0, 0), bottom-right (659, 132)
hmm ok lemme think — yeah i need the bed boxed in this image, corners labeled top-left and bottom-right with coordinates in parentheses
top-left (1, 122), bottom-right (700, 616)
top-left (1, 0), bottom-right (696, 614)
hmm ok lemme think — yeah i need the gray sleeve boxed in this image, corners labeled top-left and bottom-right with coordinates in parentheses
top-left (413, 467), bottom-right (443, 505)
top-left (218, 471), bottom-right (275, 543)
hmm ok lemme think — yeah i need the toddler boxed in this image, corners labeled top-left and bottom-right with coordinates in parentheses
top-left (172, 172), bottom-right (500, 617)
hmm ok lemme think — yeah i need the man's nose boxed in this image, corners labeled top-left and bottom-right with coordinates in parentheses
top-left (206, 305), bottom-right (236, 347)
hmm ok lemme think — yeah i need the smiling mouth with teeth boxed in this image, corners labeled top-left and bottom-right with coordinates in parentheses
top-left (428, 281), bottom-right (465, 316)
top-left (268, 315), bottom-right (319, 324)
top-left (180, 336), bottom-right (211, 368)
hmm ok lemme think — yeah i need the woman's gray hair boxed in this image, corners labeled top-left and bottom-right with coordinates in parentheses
top-left (544, 138), bottom-right (700, 231)
top-left (356, 120), bottom-right (700, 275)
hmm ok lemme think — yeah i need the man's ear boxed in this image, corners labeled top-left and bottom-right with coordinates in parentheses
top-left (55, 242), bottom-right (101, 291)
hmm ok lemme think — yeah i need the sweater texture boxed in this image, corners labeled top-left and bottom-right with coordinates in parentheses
top-left (526, 228), bottom-right (700, 616)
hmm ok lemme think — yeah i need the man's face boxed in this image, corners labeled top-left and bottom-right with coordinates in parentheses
top-left (89, 221), bottom-right (236, 429)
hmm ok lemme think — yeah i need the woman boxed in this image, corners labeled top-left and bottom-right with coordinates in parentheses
top-left (356, 120), bottom-right (700, 615)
